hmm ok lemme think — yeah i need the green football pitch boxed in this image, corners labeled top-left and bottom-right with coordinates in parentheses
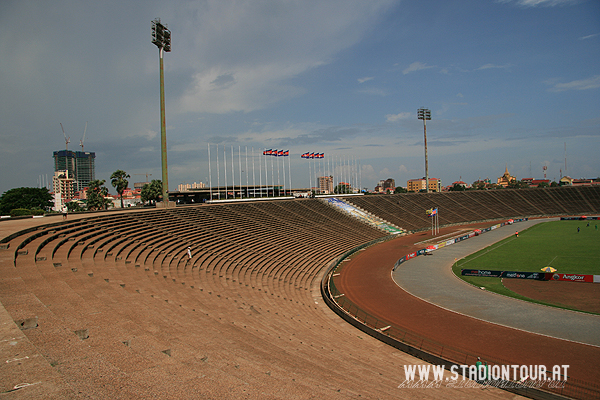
top-left (452, 220), bottom-right (600, 307)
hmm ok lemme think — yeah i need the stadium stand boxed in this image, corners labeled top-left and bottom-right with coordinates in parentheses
top-left (1, 186), bottom-right (599, 398)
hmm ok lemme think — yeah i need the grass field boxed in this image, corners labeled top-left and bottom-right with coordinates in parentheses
top-left (452, 220), bottom-right (600, 308)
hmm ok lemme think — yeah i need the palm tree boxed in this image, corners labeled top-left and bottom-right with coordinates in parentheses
top-left (110, 170), bottom-right (130, 208)
top-left (86, 179), bottom-right (110, 211)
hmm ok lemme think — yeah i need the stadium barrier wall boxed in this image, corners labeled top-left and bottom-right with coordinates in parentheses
top-left (393, 218), bottom-right (528, 270)
top-left (320, 219), bottom-right (599, 400)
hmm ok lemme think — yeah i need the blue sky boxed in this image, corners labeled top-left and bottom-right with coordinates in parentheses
top-left (0, 0), bottom-right (598, 195)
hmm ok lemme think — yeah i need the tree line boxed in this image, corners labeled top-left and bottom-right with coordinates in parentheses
top-left (0, 170), bottom-right (163, 216)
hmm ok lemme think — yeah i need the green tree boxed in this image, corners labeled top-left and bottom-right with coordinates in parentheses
top-left (473, 181), bottom-right (487, 190)
top-left (65, 200), bottom-right (84, 212)
top-left (141, 180), bottom-right (162, 205)
top-left (507, 179), bottom-right (529, 189)
top-left (550, 181), bottom-right (559, 187)
top-left (110, 170), bottom-right (130, 208)
top-left (334, 183), bottom-right (351, 194)
top-left (86, 179), bottom-right (110, 211)
top-left (537, 181), bottom-right (550, 188)
top-left (449, 183), bottom-right (466, 192)
top-left (0, 187), bottom-right (53, 215)
top-left (394, 187), bottom-right (407, 194)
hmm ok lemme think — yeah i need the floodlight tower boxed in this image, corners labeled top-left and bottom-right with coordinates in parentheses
top-left (417, 108), bottom-right (432, 193)
top-left (151, 18), bottom-right (172, 205)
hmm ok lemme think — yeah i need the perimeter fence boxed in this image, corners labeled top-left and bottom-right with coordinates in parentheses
top-left (321, 232), bottom-right (600, 400)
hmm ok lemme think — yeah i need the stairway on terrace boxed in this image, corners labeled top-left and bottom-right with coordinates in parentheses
top-left (345, 186), bottom-right (600, 232)
top-left (2, 204), bottom-right (513, 399)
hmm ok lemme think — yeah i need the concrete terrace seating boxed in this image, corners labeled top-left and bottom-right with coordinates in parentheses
top-left (344, 186), bottom-right (600, 232)
top-left (1, 188), bottom-right (598, 398)
top-left (4, 201), bottom-right (430, 398)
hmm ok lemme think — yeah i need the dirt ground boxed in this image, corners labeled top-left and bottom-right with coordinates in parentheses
top-left (336, 222), bottom-right (600, 386)
top-left (502, 279), bottom-right (600, 314)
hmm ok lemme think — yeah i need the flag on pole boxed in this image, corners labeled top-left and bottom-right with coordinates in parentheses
top-left (318, 153), bottom-right (325, 159)
top-left (427, 208), bottom-right (438, 217)
top-left (301, 152), bottom-right (309, 158)
top-left (283, 150), bottom-right (289, 156)
top-left (277, 150), bottom-right (284, 157)
top-left (309, 153), bottom-right (315, 159)
top-left (271, 149), bottom-right (278, 156)
top-left (264, 149), bottom-right (272, 156)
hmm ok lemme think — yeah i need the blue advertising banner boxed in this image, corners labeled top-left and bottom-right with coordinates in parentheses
top-left (461, 269), bottom-right (545, 280)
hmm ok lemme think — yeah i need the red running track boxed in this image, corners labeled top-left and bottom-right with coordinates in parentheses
top-left (335, 224), bottom-right (600, 386)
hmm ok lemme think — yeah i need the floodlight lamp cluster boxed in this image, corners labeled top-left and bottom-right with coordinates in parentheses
top-left (417, 108), bottom-right (431, 121)
top-left (151, 18), bottom-right (171, 52)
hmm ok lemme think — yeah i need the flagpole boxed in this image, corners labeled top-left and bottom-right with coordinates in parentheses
top-left (245, 146), bottom-right (248, 198)
top-left (288, 152), bottom-right (292, 195)
top-left (230, 146), bottom-right (235, 198)
top-left (224, 147), bottom-right (228, 200)
top-left (259, 149), bottom-right (263, 198)
top-left (208, 143), bottom-right (212, 201)
top-left (216, 144), bottom-right (220, 199)
top-left (277, 152), bottom-right (281, 196)
top-left (282, 152), bottom-right (286, 196)
top-left (264, 149), bottom-right (268, 197)
top-left (270, 152), bottom-right (274, 197)
top-left (308, 155), bottom-right (312, 195)
top-left (252, 147), bottom-right (256, 198)
top-left (238, 145), bottom-right (242, 198)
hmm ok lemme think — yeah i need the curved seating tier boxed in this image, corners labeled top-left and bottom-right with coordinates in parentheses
top-left (344, 186), bottom-right (600, 232)
top-left (1, 187), bottom-right (597, 398)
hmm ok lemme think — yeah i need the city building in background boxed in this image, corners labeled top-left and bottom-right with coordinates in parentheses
top-left (52, 170), bottom-right (75, 211)
top-left (318, 176), bottom-right (334, 194)
top-left (497, 166), bottom-right (516, 188)
top-left (375, 178), bottom-right (395, 193)
top-left (177, 182), bottom-right (206, 192)
top-left (53, 150), bottom-right (96, 192)
top-left (407, 177), bottom-right (441, 192)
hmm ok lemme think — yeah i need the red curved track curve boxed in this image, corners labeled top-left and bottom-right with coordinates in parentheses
top-left (335, 224), bottom-right (600, 385)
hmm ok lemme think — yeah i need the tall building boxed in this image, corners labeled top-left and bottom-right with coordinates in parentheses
top-left (53, 150), bottom-right (96, 192)
top-left (407, 177), bottom-right (441, 192)
top-left (375, 178), bottom-right (395, 192)
top-left (52, 170), bottom-right (75, 211)
top-left (318, 176), bottom-right (334, 194)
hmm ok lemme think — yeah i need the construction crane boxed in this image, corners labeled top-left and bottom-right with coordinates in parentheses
top-left (133, 173), bottom-right (153, 181)
top-left (79, 122), bottom-right (87, 152)
top-left (60, 123), bottom-right (70, 150)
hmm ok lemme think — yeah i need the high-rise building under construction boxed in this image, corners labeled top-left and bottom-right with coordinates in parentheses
top-left (53, 150), bottom-right (96, 192)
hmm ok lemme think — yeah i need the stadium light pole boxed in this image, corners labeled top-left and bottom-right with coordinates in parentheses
top-left (417, 108), bottom-right (432, 193)
top-left (151, 18), bottom-right (172, 206)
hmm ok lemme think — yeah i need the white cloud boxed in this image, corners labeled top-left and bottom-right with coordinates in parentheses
top-left (547, 75), bottom-right (600, 92)
top-left (402, 61), bottom-right (434, 75)
top-left (361, 164), bottom-right (377, 181)
top-left (579, 33), bottom-right (600, 41)
top-left (476, 63), bottom-right (512, 70)
top-left (498, 0), bottom-right (579, 7)
top-left (175, 1), bottom-right (395, 114)
top-left (386, 112), bottom-right (412, 122)
top-left (358, 76), bottom-right (374, 83)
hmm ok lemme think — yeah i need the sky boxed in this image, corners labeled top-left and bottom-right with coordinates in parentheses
top-left (1, 0), bottom-right (599, 195)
